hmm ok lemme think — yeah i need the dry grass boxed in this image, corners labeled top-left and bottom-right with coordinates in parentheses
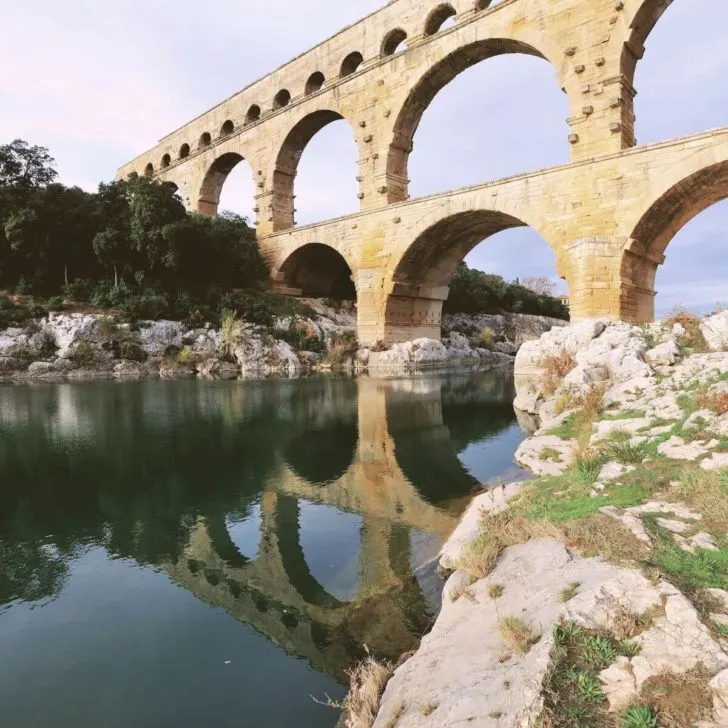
top-left (672, 468), bottom-right (728, 532)
top-left (479, 328), bottom-right (495, 349)
top-left (541, 350), bottom-right (578, 396)
top-left (383, 700), bottom-right (405, 728)
top-left (697, 390), bottom-right (728, 416)
top-left (559, 581), bottom-right (580, 602)
top-left (488, 584), bottom-right (505, 599)
top-left (498, 616), bottom-right (540, 654)
top-left (638, 667), bottom-right (713, 728)
top-left (560, 514), bottom-right (650, 567)
top-left (341, 656), bottom-right (394, 728)
top-left (457, 512), bottom-right (561, 579)
top-left (609, 603), bottom-right (663, 641)
top-left (664, 308), bottom-right (709, 352)
top-left (418, 701), bottom-right (438, 716)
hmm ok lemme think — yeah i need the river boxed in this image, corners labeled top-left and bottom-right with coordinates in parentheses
top-left (0, 370), bottom-right (527, 728)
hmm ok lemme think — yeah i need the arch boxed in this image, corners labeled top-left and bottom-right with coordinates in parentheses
top-left (305, 71), bottom-right (325, 95)
top-left (627, 1), bottom-right (728, 146)
top-left (199, 132), bottom-right (211, 149)
top-left (393, 210), bottom-right (533, 290)
top-left (220, 119), bottom-right (234, 137)
top-left (179, 143), bottom-right (190, 159)
top-left (278, 243), bottom-right (356, 299)
top-left (386, 38), bottom-right (555, 203)
top-left (424, 4), bottom-right (457, 36)
top-left (273, 89), bottom-right (291, 110)
top-left (340, 51), bottom-right (364, 78)
top-left (246, 104), bottom-right (261, 124)
top-left (620, 159), bottom-right (728, 322)
top-left (384, 209), bottom-right (557, 342)
top-left (144, 163), bottom-right (154, 178)
top-left (127, 172), bottom-right (139, 180)
top-left (271, 110), bottom-right (355, 231)
top-left (161, 154), bottom-right (171, 169)
top-left (381, 29), bottom-right (408, 58)
top-left (197, 152), bottom-right (254, 217)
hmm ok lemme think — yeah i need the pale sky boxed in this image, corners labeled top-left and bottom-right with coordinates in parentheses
top-left (2, 0), bottom-right (726, 315)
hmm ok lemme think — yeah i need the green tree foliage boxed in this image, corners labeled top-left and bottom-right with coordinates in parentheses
top-left (444, 263), bottom-right (569, 320)
top-left (0, 139), bottom-right (270, 320)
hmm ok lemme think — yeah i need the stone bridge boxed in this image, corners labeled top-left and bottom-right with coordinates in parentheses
top-left (164, 375), bottom-right (513, 676)
top-left (116, 0), bottom-right (725, 344)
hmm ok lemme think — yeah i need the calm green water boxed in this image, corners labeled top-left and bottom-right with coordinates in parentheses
top-left (0, 370), bottom-right (526, 728)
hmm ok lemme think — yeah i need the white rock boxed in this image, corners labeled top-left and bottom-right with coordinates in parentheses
top-left (658, 435), bottom-right (712, 461)
top-left (514, 435), bottom-right (575, 476)
top-left (701, 453), bottom-right (728, 472)
top-left (439, 483), bottom-right (523, 571)
top-left (710, 668), bottom-right (728, 725)
top-left (701, 311), bottom-right (728, 352)
top-left (645, 338), bottom-right (680, 367)
top-left (138, 320), bottom-right (184, 355)
top-left (598, 461), bottom-right (635, 482)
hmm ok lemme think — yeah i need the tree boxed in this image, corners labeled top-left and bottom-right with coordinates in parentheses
top-left (0, 139), bottom-right (57, 188)
top-left (521, 276), bottom-right (555, 297)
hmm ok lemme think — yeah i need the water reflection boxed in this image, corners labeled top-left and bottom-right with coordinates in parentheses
top-left (0, 371), bottom-right (523, 726)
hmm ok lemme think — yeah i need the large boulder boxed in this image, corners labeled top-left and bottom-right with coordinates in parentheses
top-left (138, 320), bottom-right (184, 356)
top-left (702, 311), bottom-right (728, 352)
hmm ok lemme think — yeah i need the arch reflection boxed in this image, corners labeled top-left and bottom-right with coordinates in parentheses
top-left (0, 370), bottom-right (521, 679)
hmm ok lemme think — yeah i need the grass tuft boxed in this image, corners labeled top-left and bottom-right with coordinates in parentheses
top-left (497, 616), bottom-right (540, 654)
top-left (559, 581), bottom-right (580, 602)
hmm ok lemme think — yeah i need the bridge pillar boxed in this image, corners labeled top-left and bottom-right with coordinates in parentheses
top-left (563, 235), bottom-right (655, 323)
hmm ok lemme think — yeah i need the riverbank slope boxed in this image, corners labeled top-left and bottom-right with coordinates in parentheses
top-left (0, 299), bottom-right (565, 381)
top-left (355, 311), bottom-right (728, 727)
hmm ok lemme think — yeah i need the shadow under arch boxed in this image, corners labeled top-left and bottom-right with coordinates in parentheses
top-left (386, 38), bottom-right (561, 203)
top-left (620, 159), bottom-right (728, 322)
top-left (197, 152), bottom-right (254, 216)
top-left (284, 426), bottom-right (358, 486)
top-left (278, 242), bottom-right (357, 300)
top-left (272, 110), bottom-right (358, 232)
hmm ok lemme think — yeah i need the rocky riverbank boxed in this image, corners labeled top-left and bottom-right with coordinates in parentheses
top-left (0, 299), bottom-right (564, 381)
top-left (349, 311), bottom-right (728, 727)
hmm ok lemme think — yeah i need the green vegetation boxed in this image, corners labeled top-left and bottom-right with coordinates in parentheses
top-left (619, 706), bottom-right (659, 728)
top-left (0, 139), bottom-right (283, 327)
top-left (443, 263), bottom-right (569, 320)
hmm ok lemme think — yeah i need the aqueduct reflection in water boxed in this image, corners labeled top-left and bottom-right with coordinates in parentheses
top-left (0, 371), bottom-right (522, 680)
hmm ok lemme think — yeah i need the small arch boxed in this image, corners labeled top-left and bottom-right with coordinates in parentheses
top-left (144, 163), bottom-right (154, 178)
top-left (340, 51), bottom-right (364, 78)
top-left (198, 152), bottom-right (254, 217)
top-left (162, 181), bottom-right (179, 193)
top-left (279, 243), bottom-right (356, 300)
top-left (381, 28), bottom-right (408, 57)
top-left (179, 143), bottom-right (190, 159)
top-left (424, 4), bottom-right (457, 36)
top-left (161, 154), bottom-right (171, 169)
top-left (199, 132), bottom-right (212, 149)
top-left (305, 71), bottom-right (325, 95)
top-left (273, 89), bottom-right (291, 110)
top-left (246, 104), bottom-right (261, 124)
top-left (220, 119), bottom-right (234, 138)
top-left (127, 172), bottom-right (139, 180)
top-left (272, 110), bottom-right (353, 231)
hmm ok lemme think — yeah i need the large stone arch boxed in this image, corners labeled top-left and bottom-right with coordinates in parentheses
top-left (385, 36), bottom-right (566, 203)
top-left (197, 148), bottom-right (256, 217)
top-left (273, 242), bottom-right (357, 300)
top-left (618, 154), bottom-right (728, 322)
top-left (382, 208), bottom-right (560, 341)
top-left (270, 109), bottom-right (360, 232)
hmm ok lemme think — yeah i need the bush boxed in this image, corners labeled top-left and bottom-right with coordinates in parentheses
top-left (445, 263), bottom-right (569, 320)
top-left (479, 328), bottom-right (495, 349)
top-left (68, 340), bottom-right (97, 368)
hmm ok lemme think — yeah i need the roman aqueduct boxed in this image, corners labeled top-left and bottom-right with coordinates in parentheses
top-left (116, 0), bottom-right (726, 345)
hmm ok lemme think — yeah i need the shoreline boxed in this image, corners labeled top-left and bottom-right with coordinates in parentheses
top-left (344, 312), bottom-right (728, 728)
